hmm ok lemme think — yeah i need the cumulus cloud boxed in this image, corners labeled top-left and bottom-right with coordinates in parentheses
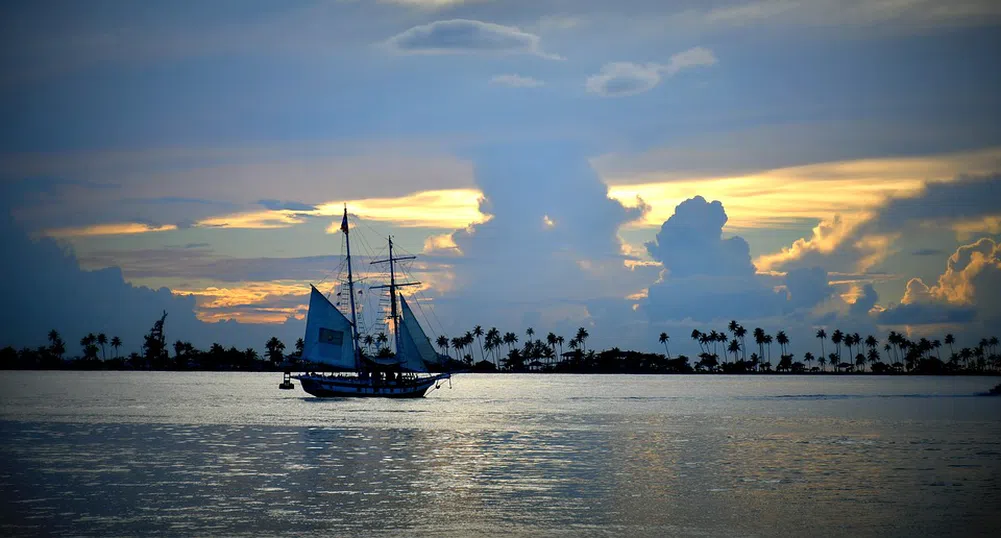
top-left (489, 74), bottom-right (544, 88)
top-left (638, 196), bottom-right (791, 322)
top-left (423, 141), bottom-right (649, 343)
top-left (784, 266), bottom-right (835, 310)
top-left (0, 208), bottom-right (304, 353)
top-left (645, 196), bottom-right (754, 278)
top-left (385, 19), bottom-right (560, 59)
top-left (879, 237), bottom-right (1001, 325)
top-left (757, 173), bottom-right (1001, 273)
top-left (586, 47), bottom-right (716, 97)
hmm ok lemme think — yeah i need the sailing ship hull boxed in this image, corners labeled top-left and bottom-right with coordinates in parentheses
top-left (295, 373), bottom-right (449, 398)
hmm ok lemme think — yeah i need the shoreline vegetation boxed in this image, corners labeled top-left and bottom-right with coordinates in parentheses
top-left (2, 314), bottom-right (999, 376)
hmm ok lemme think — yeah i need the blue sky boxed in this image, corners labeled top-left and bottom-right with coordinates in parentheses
top-left (2, 0), bottom-right (1000, 356)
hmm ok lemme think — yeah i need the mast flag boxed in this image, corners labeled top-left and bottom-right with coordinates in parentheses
top-left (340, 210), bottom-right (349, 234)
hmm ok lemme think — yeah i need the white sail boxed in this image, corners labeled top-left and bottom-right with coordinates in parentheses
top-left (301, 285), bottom-right (356, 370)
top-left (397, 295), bottom-right (441, 373)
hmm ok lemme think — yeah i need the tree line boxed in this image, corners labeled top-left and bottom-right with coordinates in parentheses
top-left (2, 315), bottom-right (998, 375)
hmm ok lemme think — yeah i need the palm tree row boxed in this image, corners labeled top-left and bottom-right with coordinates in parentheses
top-left (433, 326), bottom-right (586, 371)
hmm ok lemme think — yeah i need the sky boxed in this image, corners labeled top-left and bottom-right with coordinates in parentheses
top-left (2, 0), bottom-right (1000, 357)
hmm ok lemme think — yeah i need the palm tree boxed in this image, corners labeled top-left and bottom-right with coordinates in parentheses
top-left (111, 336), bottom-right (122, 359)
top-left (556, 335), bottom-right (565, 360)
top-left (363, 334), bottom-right (374, 353)
top-left (804, 351), bottom-right (815, 371)
top-left (486, 327), bottom-right (501, 366)
top-left (659, 332), bottom-right (671, 359)
top-left (526, 327), bottom-right (534, 343)
top-left (945, 333), bottom-right (955, 358)
top-left (815, 328), bottom-right (827, 360)
top-left (764, 334), bottom-right (773, 362)
top-left (817, 353), bottom-right (827, 372)
top-left (265, 336), bottom-right (286, 365)
top-left (376, 332), bottom-right (389, 351)
top-left (450, 337), bottom-right (463, 361)
top-left (485, 335), bottom-right (497, 366)
top-left (707, 330), bottom-right (718, 357)
top-left (867, 348), bottom-right (880, 369)
top-left (80, 333), bottom-right (98, 360)
top-left (436, 335), bottom-right (449, 359)
top-left (575, 327), bottom-right (589, 354)
top-left (546, 332), bottom-right (557, 364)
top-left (97, 333), bottom-right (108, 361)
top-left (691, 329), bottom-right (703, 354)
top-left (727, 339), bottom-right (741, 363)
top-left (727, 320), bottom-right (740, 339)
top-left (462, 333), bottom-right (475, 364)
top-left (47, 330), bottom-right (66, 359)
top-left (474, 325), bottom-right (485, 362)
top-left (753, 328), bottom-right (765, 361)
top-left (507, 332), bottom-right (520, 353)
top-left (734, 324), bottom-right (747, 361)
top-left (831, 330), bottom-right (844, 362)
top-left (776, 331), bottom-right (789, 355)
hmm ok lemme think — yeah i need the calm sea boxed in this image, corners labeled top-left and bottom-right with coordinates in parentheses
top-left (1, 372), bottom-right (999, 537)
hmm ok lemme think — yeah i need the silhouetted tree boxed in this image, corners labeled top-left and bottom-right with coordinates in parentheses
top-left (97, 333), bottom-right (108, 361)
top-left (111, 336), bottom-right (122, 359)
top-left (265, 337), bottom-right (285, 365)
top-left (474, 325), bottom-right (485, 363)
top-left (659, 332), bottom-right (671, 359)
top-left (576, 327), bottom-right (589, 353)
top-left (815, 328), bottom-right (827, 361)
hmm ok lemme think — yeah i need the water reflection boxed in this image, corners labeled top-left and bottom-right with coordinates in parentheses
top-left (1, 373), bottom-right (1000, 537)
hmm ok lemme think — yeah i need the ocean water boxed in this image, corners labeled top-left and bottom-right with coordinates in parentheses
top-left (1, 372), bottom-right (999, 537)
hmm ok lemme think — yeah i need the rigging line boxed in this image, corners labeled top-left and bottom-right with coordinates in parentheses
top-left (399, 263), bottom-right (448, 340)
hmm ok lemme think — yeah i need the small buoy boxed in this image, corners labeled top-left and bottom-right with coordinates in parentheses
top-left (279, 371), bottom-right (295, 390)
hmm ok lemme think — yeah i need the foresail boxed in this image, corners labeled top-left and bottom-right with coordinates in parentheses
top-left (397, 296), bottom-right (442, 372)
top-left (302, 285), bottom-right (356, 369)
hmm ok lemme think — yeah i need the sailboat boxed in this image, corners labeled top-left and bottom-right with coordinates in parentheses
top-left (293, 207), bottom-right (452, 398)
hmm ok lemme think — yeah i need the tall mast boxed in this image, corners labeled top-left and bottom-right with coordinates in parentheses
top-left (341, 206), bottom-right (361, 369)
top-left (371, 236), bottom-right (417, 358)
top-left (388, 237), bottom-right (399, 353)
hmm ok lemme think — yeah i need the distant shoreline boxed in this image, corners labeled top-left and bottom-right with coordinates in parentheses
top-left (3, 366), bottom-right (999, 377)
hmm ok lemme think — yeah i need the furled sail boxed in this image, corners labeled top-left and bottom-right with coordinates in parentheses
top-left (396, 295), bottom-right (441, 372)
top-left (301, 285), bottom-right (356, 370)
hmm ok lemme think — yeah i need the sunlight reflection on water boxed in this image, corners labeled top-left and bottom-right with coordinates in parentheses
top-left (1, 372), bottom-right (999, 537)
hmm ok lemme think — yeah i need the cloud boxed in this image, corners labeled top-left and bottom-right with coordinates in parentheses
top-left (638, 196), bottom-right (790, 322)
top-left (645, 196), bottom-right (755, 278)
top-left (380, 0), bottom-right (478, 8)
top-left (0, 208), bottom-right (304, 353)
top-left (384, 19), bottom-right (560, 59)
top-left (606, 148), bottom-right (1001, 230)
top-left (45, 222), bottom-right (179, 238)
top-left (585, 47), bottom-right (716, 97)
top-left (879, 238), bottom-right (1001, 325)
top-left (258, 199), bottom-right (317, 212)
top-left (849, 283), bottom-right (878, 317)
top-left (754, 173), bottom-right (1001, 273)
top-left (419, 141), bottom-right (649, 339)
top-left (784, 266), bottom-right (835, 310)
top-left (489, 74), bottom-right (544, 88)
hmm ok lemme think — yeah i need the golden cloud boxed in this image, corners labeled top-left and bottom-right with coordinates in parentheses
top-left (45, 222), bottom-right (178, 238)
top-left (606, 148), bottom-right (1001, 230)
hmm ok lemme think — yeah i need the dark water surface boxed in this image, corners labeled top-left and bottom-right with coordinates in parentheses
top-left (1, 372), bottom-right (999, 537)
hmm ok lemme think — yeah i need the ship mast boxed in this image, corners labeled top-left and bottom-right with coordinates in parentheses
top-left (341, 206), bottom-right (362, 369)
top-left (371, 236), bottom-right (418, 357)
